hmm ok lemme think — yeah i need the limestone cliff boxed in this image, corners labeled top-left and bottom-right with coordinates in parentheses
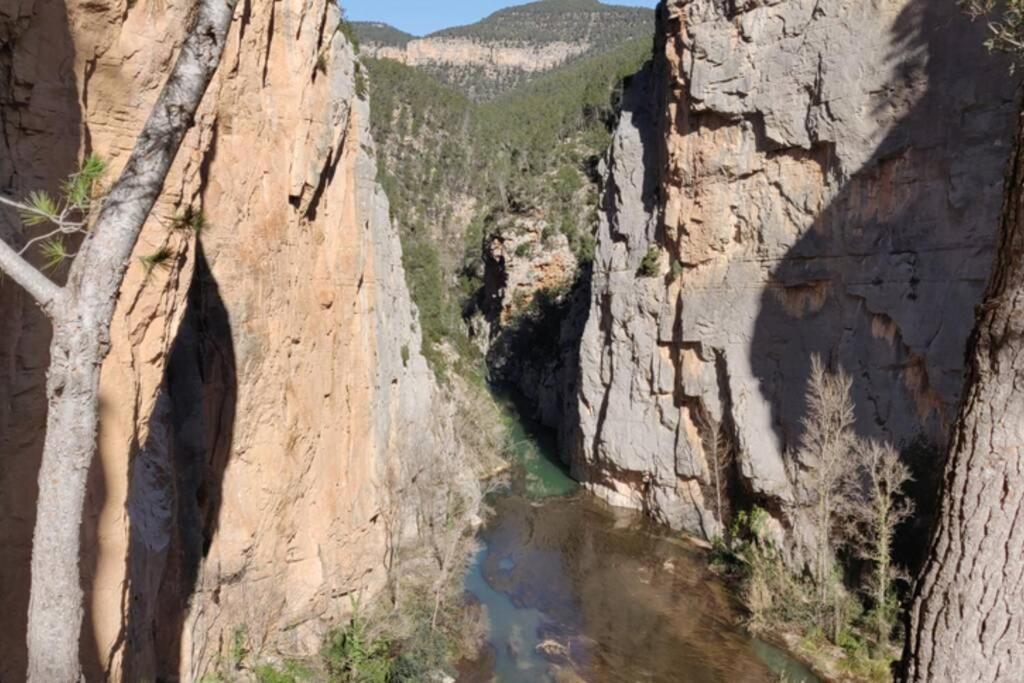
top-left (572, 0), bottom-right (1019, 543)
top-left (363, 36), bottom-right (589, 77)
top-left (0, 0), bottom-right (467, 679)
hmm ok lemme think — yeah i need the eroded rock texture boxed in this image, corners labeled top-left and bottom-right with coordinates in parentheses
top-left (572, 0), bottom-right (1019, 543)
top-left (1, 0), bottom-right (460, 679)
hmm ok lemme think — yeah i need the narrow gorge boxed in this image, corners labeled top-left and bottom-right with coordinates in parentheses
top-left (1, 0), bottom-right (1022, 680)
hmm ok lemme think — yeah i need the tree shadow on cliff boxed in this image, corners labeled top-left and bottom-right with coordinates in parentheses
top-left (119, 240), bottom-right (238, 681)
top-left (747, 0), bottom-right (1017, 571)
top-left (0, 0), bottom-right (82, 678)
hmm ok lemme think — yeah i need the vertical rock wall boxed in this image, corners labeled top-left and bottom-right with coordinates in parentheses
top-left (573, 0), bottom-right (1019, 542)
top-left (1, 0), bottom-right (458, 679)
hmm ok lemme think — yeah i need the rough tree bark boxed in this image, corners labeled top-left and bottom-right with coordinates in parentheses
top-left (0, 0), bottom-right (238, 679)
top-left (903, 110), bottom-right (1024, 681)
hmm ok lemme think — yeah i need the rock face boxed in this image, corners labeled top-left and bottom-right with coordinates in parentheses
top-left (364, 37), bottom-right (589, 76)
top-left (0, 0), bottom-right (463, 679)
top-left (358, 33), bottom-right (588, 102)
top-left (483, 213), bottom-right (578, 326)
top-left (479, 212), bottom-right (582, 426)
top-left (572, 0), bottom-right (1019, 542)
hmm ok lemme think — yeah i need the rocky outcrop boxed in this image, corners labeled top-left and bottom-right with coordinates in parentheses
top-left (572, 0), bottom-right (1019, 542)
top-left (482, 212), bottom-right (578, 326)
top-left (360, 36), bottom-right (589, 101)
top-left (478, 211), bottom-right (582, 426)
top-left (364, 37), bottom-right (589, 75)
top-left (0, 0), bottom-right (466, 680)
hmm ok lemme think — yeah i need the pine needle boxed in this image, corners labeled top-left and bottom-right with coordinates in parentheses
top-left (139, 246), bottom-right (175, 274)
top-left (39, 238), bottom-right (69, 271)
top-left (19, 191), bottom-right (58, 226)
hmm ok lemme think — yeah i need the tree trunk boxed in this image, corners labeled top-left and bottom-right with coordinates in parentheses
top-left (903, 111), bottom-right (1024, 682)
top-left (25, 315), bottom-right (102, 682)
top-left (11, 0), bottom-right (240, 679)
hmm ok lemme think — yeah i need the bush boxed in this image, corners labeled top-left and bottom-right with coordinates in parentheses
top-left (719, 358), bottom-right (913, 679)
top-left (961, 0), bottom-right (1024, 67)
top-left (636, 246), bottom-right (660, 277)
top-left (255, 661), bottom-right (314, 683)
top-left (322, 610), bottom-right (395, 682)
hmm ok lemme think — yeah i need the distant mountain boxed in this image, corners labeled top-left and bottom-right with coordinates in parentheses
top-left (432, 0), bottom-right (653, 47)
top-left (351, 21), bottom-right (415, 48)
top-left (352, 0), bottom-right (654, 100)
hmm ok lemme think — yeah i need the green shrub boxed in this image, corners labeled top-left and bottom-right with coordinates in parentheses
top-left (337, 10), bottom-right (361, 52)
top-left (513, 242), bottom-right (534, 258)
top-left (254, 661), bottom-right (314, 683)
top-left (636, 246), bottom-right (660, 277)
top-left (355, 63), bottom-right (368, 100)
top-left (669, 258), bottom-right (684, 281)
top-left (322, 611), bottom-right (394, 683)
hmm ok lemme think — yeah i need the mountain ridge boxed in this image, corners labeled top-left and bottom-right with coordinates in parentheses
top-left (352, 0), bottom-right (654, 100)
top-left (354, 0), bottom-right (652, 40)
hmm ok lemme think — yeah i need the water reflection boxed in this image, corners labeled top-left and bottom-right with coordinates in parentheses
top-left (462, 494), bottom-right (817, 682)
top-left (464, 398), bottom-right (815, 682)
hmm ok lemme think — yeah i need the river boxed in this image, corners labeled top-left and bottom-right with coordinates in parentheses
top-left (457, 404), bottom-right (818, 683)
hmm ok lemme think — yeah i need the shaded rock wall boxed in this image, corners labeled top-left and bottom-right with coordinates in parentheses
top-left (572, 0), bottom-right (1019, 543)
top-left (479, 211), bottom-right (583, 426)
top-left (0, 0), bottom-right (458, 679)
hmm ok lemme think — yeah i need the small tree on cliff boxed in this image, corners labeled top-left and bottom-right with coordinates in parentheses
top-left (0, 0), bottom-right (239, 679)
top-left (796, 355), bottom-right (859, 635)
top-left (845, 441), bottom-right (913, 650)
top-left (696, 408), bottom-right (733, 526)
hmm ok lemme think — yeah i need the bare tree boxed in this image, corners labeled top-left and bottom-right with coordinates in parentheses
top-left (845, 441), bottom-right (913, 648)
top-left (797, 356), bottom-right (859, 600)
top-left (696, 408), bottom-right (733, 526)
top-left (0, 1), bottom-right (239, 679)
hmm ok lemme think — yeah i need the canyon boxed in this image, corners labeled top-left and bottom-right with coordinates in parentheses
top-left (1, 0), bottom-right (1022, 679)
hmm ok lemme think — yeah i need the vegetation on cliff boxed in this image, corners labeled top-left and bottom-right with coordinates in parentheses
top-left (351, 22), bottom-right (415, 48)
top-left (366, 36), bottom-right (651, 381)
top-left (432, 0), bottom-right (652, 49)
top-left (716, 359), bottom-right (912, 681)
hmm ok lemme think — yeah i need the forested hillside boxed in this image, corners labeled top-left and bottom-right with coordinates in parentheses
top-left (365, 36), bottom-right (652, 381)
top-left (433, 0), bottom-right (652, 46)
top-left (354, 0), bottom-right (654, 99)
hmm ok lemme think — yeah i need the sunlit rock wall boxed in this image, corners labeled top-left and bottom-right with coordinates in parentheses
top-left (0, 0), bottom-right (458, 679)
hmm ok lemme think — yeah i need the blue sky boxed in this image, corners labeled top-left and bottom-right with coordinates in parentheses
top-left (341, 0), bottom-right (658, 37)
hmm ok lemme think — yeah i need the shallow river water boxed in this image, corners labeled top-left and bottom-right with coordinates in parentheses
top-left (458, 407), bottom-right (818, 683)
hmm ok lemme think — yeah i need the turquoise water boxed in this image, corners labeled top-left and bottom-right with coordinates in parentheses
top-left (461, 400), bottom-right (818, 683)
top-left (496, 398), bottom-right (577, 499)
